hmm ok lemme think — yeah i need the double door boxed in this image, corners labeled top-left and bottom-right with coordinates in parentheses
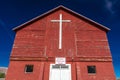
top-left (49, 64), bottom-right (71, 80)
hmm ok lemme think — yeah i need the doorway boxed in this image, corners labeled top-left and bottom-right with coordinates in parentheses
top-left (49, 64), bottom-right (71, 80)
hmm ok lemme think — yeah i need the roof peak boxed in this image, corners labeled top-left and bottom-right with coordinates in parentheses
top-left (13, 5), bottom-right (110, 32)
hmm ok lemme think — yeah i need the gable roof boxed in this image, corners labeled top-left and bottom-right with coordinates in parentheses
top-left (13, 5), bottom-right (110, 32)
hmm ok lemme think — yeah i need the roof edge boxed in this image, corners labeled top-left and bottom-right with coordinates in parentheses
top-left (13, 5), bottom-right (110, 32)
top-left (13, 5), bottom-right (63, 31)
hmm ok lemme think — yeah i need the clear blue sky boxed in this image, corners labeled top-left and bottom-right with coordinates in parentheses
top-left (0, 0), bottom-right (120, 78)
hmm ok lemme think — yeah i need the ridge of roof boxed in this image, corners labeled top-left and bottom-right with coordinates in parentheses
top-left (13, 5), bottom-right (110, 32)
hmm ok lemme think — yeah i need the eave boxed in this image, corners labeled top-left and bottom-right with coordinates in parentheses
top-left (13, 5), bottom-right (110, 32)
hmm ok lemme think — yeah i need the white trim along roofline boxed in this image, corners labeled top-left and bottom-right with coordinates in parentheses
top-left (12, 5), bottom-right (110, 32)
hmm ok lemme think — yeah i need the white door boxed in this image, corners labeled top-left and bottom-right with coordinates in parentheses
top-left (49, 64), bottom-right (71, 80)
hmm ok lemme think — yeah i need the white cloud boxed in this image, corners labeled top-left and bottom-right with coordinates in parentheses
top-left (104, 0), bottom-right (118, 14)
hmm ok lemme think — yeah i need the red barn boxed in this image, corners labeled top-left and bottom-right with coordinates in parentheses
top-left (6, 5), bottom-right (116, 80)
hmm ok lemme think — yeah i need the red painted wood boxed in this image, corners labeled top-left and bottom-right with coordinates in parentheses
top-left (6, 8), bottom-right (116, 80)
top-left (76, 62), bottom-right (116, 80)
top-left (11, 10), bottom-right (110, 57)
top-left (6, 61), bottom-right (45, 80)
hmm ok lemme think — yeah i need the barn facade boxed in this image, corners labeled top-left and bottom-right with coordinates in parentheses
top-left (6, 6), bottom-right (116, 80)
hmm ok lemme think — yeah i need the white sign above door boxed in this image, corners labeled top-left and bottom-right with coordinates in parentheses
top-left (55, 57), bottom-right (66, 64)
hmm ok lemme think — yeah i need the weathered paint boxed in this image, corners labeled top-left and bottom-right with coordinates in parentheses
top-left (6, 6), bottom-right (116, 80)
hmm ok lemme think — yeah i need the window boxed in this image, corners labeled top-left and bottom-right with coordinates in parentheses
top-left (25, 65), bottom-right (34, 73)
top-left (87, 66), bottom-right (96, 74)
top-left (52, 65), bottom-right (69, 69)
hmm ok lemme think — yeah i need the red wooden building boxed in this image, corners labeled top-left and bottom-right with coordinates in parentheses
top-left (6, 5), bottom-right (116, 80)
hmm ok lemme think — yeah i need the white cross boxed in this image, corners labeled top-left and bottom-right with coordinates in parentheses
top-left (51, 14), bottom-right (71, 49)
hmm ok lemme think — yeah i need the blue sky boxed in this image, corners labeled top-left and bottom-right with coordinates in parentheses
top-left (0, 0), bottom-right (120, 78)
